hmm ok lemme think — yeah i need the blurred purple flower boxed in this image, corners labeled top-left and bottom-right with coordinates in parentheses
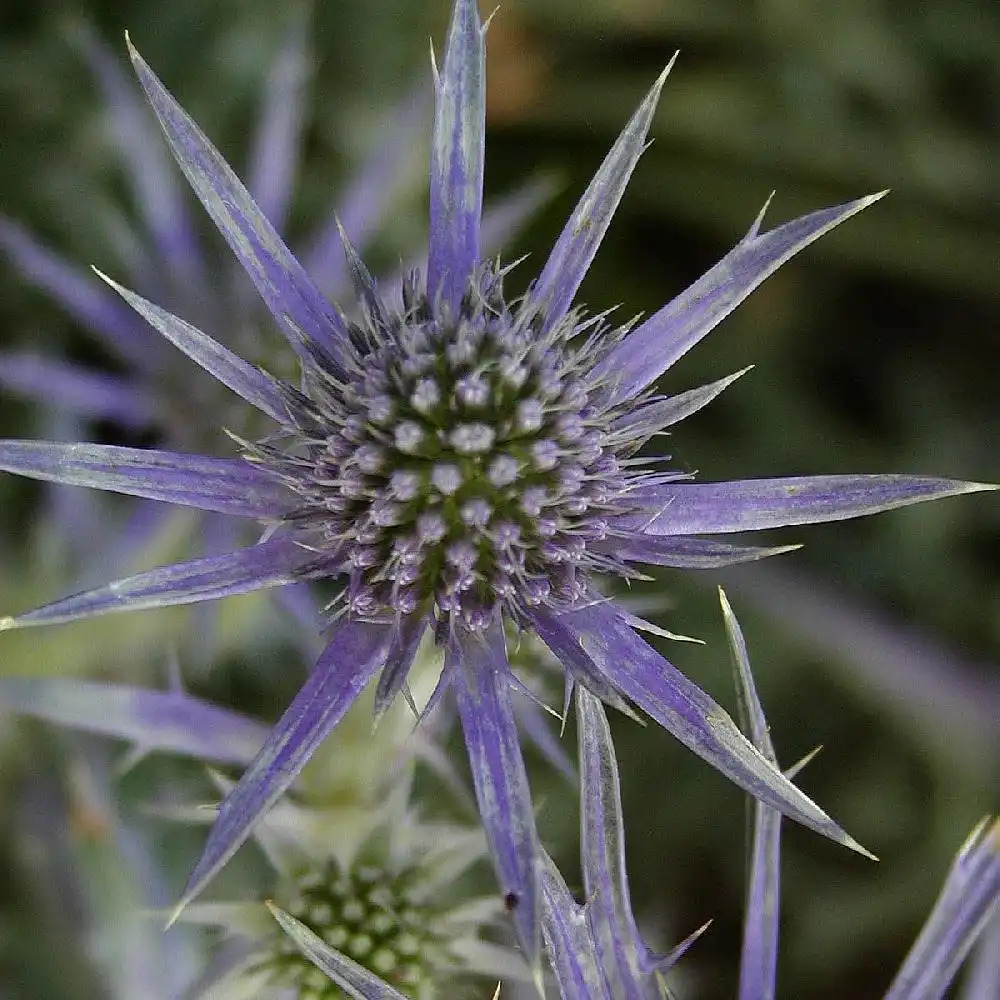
top-left (0, 0), bottom-right (994, 961)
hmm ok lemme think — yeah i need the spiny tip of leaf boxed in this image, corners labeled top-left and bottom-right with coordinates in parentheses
top-left (164, 898), bottom-right (186, 930)
top-left (784, 744), bottom-right (823, 780)
top-left (0, 616), bottom-right (17, 632)
top-left (841, 831), bottom-right (879, 862)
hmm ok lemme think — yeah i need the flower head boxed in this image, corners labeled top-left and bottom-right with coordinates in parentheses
top-left (0, 663), bottom-right (520, 1000)
top-left (0, 0), bottom-right (994, 962)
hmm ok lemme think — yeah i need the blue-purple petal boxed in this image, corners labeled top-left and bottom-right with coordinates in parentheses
top-left (576, 686), bottom-right (659, 1000)
top-left (610, 367), bottom-right (752, 442)
top-left (721, 590), bottom-right (781, 1000)
top-left (532, 601), bottom-right (871, 856)
top-left (0, 441), bottom-right (293, 518)
top-left (619, 476), bottom-right (997, 536)
top-left (427, 0), bottom-right (485, 313)
top-left (126, 38), bottom-right (352, 372)
top-left (95, 271), bottom-right (296, 424)
top-left (0, 353), bottom-right (156, 429)
top-left (174, 621), bottom-right (394, 915)
top-left (721, 589), bottom-right (776, 762)
top-left (538, 849), bottom-right (614, 1000)
top-left (530, 609), bottom-right (643, 722)
top-left (961, 914), bottom-right (1000, 1000)
top-left (528, 60), bottom-right (673, 333)
top-left (595, 193), bottom-right (886, 403)
top-left (0, 677), bottom-right (267, 765)
top-left (884, 817), bottom-right (1000, 1000)
top-left (598, 532), bottom-right (801, 570)
top-left (1, 534), bottom-right (314, 629)
top-left (371, 615), bottom-right (429, 723)
top-left (267, 903), bottom-right (410, 1000)
top-left (448, 617), bottom-right (539, 961)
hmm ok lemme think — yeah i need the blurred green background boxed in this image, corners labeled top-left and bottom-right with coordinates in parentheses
top-left (1, 1), bottom-right (998, 998)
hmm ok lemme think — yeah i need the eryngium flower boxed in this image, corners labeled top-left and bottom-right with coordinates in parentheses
top-left (0, 669), bottom-right (521, 999)
top-left (0, 0), bottom-right (994, 959)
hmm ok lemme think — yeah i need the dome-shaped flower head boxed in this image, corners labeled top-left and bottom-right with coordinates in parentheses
top-left (0, 0), bottom-right (994, 963)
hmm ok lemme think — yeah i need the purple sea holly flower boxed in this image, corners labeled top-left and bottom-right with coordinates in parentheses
top-left (0, 17), bottom-right (546, 613)
top-left (0, 0), bottom-right (994, 960)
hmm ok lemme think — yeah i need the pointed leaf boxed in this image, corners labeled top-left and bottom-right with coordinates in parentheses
top-left (530, 60), bottom-right (674, 332)
top-left (600, 532), bottom-right (801, 570)
top-left (611, 367), bottom-right (752, 441)
top-left (531, 608), bottom-right (643, 722)
top-left (538, 849), bottom-right (614, 1000)
top-left (428, 0), bottom-right (485, 312)
top-left (576, 686), bottom-right (661, 1000)
top-left (126, 38), bottom-right (351, 371)
top-left (0, 440), bottom-right (293, 518)
top-left (335, 219), bottom-right (387, 329)
top-left (267, 903), bottom-right (410, 1000)
top-left (372, 615), bottom-right (428, 722)
top-left (449, 616), bottom-right (540, 962)
top-left (0, 677), bottom-right (267, 765)
top-left (174, 621), bottom-right (393, 915)
top-left (960, 914), bottom-right (1000, 1000)
top-left (1, 534), bottom-right (313, 629)
top-left (531, 602), bottom-right (872, 856)
top-left (721, 588), bottom-right (776, 762)
top-left (620, 476), bottom-right (997, 536)
top-left (720, 589), bottom-right (782, 1000)
top-left (884, 817), bottom-right (1000, 1000)
top-left (596, 193), bottom-right (887, 402)
top-left (95, 270), bottom-right (295, 424)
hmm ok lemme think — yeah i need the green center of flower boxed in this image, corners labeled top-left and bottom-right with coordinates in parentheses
top-left (268, 860), bottom-right (443, 999)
